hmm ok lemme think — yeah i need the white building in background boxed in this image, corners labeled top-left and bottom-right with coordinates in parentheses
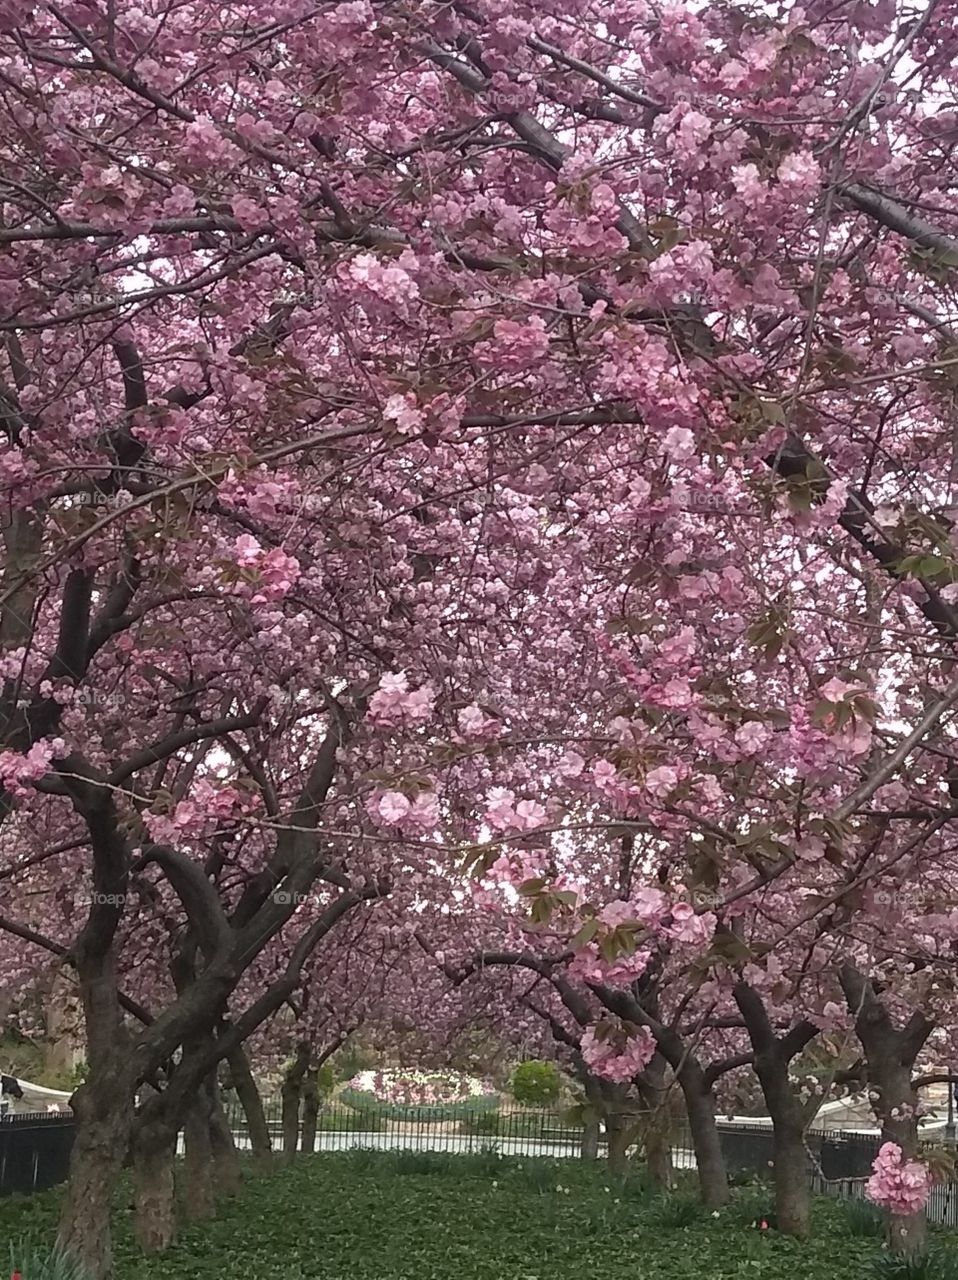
top-left (0, 1075), bottom-right (73, 1115)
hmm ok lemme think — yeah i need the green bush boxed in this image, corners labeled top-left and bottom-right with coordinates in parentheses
top-left (510, 1060), bottom-right (562, 1107)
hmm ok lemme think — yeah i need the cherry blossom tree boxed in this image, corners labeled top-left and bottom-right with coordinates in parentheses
top-left (7, 0), bottom-right (958, 1270)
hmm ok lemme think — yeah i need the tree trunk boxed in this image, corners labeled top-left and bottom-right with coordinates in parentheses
top-left (605, 1115), bottom-right (632, 1176)
top-left (58, 1080), bottom-right (134, 1280)
top-left (874, 1062), bottom-right (928, 1258)
top-left (840, 964), bottom-right (932, 1259)
top-left (281, 1042), bottom-right (310, 1164)
top-left (57, 953), bottom-right (136, 1280)
top-left (733, 981), bottom-right (819, 1238)
top-left (132, 1124), bottom-right (177, 1253)
top-left (209, 1080), bottom-right (242, 1196)
top-left (681, 1077), bottom-right (728, 1208)
top-left (771, 1119), bottom-right (809, 1237)
top-left (580, 1117), bottom-right (600, 1160)
top-left (639, 1063), bottom-right (674, 1190)
top-left (228, 1045), bottom-right (272, 1171)
top-left (646, 1127), bottom-right (674, 1190)
top-left (753, 1057), bottom-right (811, 1237)
top-left (183, 1088), bottom-right (216, 1221)
top-left (301, 1072), bottom-right (319, 1155)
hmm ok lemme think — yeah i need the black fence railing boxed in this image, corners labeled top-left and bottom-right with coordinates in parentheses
top-left (222, 1097), bottom-right (597, 1158)
top-left (7, 1095), bottom-right (958, 1229)
top-left (0, 1113), bottom-right (75, 1196)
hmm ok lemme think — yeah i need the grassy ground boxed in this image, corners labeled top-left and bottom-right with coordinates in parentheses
top-left (0, 1152), bottom-right (953, 1280)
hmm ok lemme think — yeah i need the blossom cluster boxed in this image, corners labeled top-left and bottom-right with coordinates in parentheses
top-left (865, 1143), bottom-right (932, 1217)
top-left (580, 1022), bottom-right (657, 1083)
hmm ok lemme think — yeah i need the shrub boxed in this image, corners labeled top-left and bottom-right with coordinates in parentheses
top-left (653, 1191), bottom-right (707, 1229)
top-left (338, 1089), bottom-right (500, 1124)
top-left (510, 1061), bottom-right (562, 1108)
top-left (390, 1150), bottom-right (453, 1175)
top-left (8, 1240), bottom-right (89, 1280)
top-left (845, 1196), bottom-right (885, 1238)
top-left (873, 1249), bottom-right (958, 1280)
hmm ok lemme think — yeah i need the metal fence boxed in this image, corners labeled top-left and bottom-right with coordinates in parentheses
top-left (222, 1097), bottom-right (598, 1158)
top-left (9, 1094), bottom-right (958, 1229)
top-left (0, 1112), bottom-right (75, 1196)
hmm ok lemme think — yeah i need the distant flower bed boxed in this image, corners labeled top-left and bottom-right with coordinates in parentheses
top-left (340, 1070), bottom-right (499, 1122)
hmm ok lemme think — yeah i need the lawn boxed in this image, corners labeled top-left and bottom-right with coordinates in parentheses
top-left (0, 1152), bottom-right (952, 1280)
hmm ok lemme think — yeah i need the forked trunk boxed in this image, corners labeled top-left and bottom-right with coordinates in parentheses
top-left (839, 965), bottom-right (932, 1259)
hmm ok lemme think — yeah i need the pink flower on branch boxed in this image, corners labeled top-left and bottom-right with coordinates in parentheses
top-left (866, 1143), bottom-right (932, 1217)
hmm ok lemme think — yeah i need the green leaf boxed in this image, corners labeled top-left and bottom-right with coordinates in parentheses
top-left (569, 917), bottom-right (600, 949)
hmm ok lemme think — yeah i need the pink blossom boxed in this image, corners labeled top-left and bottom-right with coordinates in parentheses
top-left (666, 902), bottom-right (717, 947)
top-left (663, 426), bottom-right (695, 461)
top-left (513, 798), bottom-right (547, 832)
top-left (645, 765), bottom-right (680, 800)
top-left (581, 1023), bottom-right (656, 1082)
top-left (820, 678), bottom-right (863, 703)
top-left (795, 836), bottom-right (825, 861)
top-left (630, 886), bottom-right (668, 927)
top-left (378, 791), bottom-right (411, 824)
top-left (557, 750), bottom-right (585, 778)
top-left (777, 150), bottom-right (821, 194)
top-left (734, 721), bottom-right (770, 755)
top-left (866, 1143), bottom-right (931, 1217)
top-left (484, 787), bottom-right (517, 831)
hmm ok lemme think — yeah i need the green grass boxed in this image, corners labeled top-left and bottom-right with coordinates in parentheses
top-left (0, 1153), bottom-right (951, 1280)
